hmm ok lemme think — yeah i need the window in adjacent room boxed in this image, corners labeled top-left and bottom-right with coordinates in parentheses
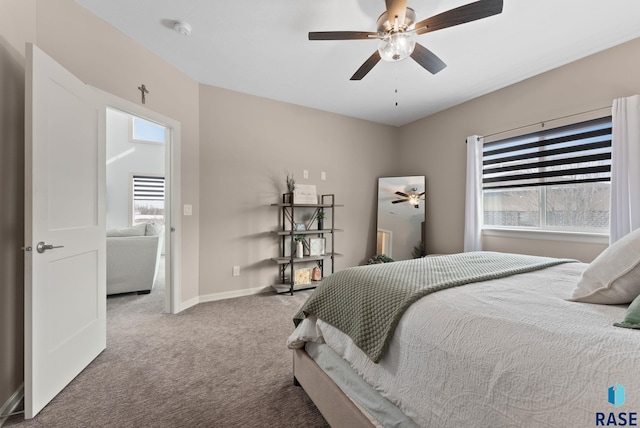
top-left (130, 116), bottom-right (166, 144)
top-left (132, 175), bottom-right (165, 225)
top-left (482, 116), bottom-right (612, 233)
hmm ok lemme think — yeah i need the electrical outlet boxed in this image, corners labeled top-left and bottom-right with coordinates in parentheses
top-left (232, 266), bottom-right (240, 276)
top-left (183, 204), bottom-right (192, 216)
top-left (303, 170), bottom-right (309, 179)
top-left (321, 171), bottom-right (326, 180)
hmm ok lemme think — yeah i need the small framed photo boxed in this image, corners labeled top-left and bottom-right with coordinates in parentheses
top-left (294, 223), bottom-right (306, 231)
top-left (309, 238), bottom-right (325, 256)
top-left (294, 268), bottom-right (311, 285)
top-left (293, 184), bottom-right (318, 205)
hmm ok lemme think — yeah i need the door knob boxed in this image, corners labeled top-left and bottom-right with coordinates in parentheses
top-left (36, 241), bottom-right (64, 254)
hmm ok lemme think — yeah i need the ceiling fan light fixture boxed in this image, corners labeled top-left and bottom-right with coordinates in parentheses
top-left (378, 32), bottom-right (415, 62)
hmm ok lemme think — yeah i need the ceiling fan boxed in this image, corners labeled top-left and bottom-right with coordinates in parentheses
top-left (309, 0), bottom-right (503, 80)
top-left (392, 189), bottom-right (425, 208)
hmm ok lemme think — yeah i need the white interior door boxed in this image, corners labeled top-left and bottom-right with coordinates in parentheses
top-left (24, 43), bottom-right (106, 418)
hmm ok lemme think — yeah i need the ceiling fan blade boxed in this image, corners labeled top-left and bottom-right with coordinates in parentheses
top-left (410, 43), bottom-right (447, 74)
top-left (418, 192), bottom-right (426, 197)
top-left (395, 191), bottom-right (409, 197)
top-left (350, 51), bottom-right (381, 80)
top-left (309, 31), bottom-right (379, 41)
top-left (385, 0), bottom-right (407, 31)
top-left (391, 199), bottom-right (408, 204)
top-left (415, 0), bottom-right (503, 35)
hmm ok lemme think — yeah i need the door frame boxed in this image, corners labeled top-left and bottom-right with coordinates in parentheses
top-left (96, 89), bottom-right (182, 314)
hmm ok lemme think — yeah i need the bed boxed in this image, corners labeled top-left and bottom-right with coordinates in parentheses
top-left (287, 245), bottom-right (640, 427)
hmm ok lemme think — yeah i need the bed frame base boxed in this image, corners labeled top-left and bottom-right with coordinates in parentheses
top-left (293, 348), bottom-right (375, 428)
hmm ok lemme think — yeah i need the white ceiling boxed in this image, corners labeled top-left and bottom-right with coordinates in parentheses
top-left (75, 0), bottom-right (640, 127)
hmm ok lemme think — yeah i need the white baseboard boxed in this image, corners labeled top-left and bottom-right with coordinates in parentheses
top-left (199, 285), bottom-right (273, 303)
top-left (0, 383), bottom-right (24, 427)
top-left (180, 295), bottom-right (200, 312)
top-left (181, 285), bottom-right (273, 311)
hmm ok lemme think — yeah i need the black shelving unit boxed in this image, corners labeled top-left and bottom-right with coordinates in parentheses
top-left (271, 193), bottom-right (341, 295)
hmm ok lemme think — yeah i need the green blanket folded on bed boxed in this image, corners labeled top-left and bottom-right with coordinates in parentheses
top-left (294, 251), bottom-right (575, 363)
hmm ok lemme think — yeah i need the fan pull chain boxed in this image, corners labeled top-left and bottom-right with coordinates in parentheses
top-left (395, 65), bottom-right (399, 107)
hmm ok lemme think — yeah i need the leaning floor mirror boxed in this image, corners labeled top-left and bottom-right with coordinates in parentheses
top-left (376, 176), bottom-right (426, 261)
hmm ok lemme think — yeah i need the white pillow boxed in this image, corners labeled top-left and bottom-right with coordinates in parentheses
top-left (106, 223), bottom-right (147, 237)
top-left (570, 228), bottom-right (640, 304)
top-left (145, 222), bottom-right (162, 236)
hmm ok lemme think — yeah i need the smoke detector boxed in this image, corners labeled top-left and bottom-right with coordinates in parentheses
top-left (173, 21), bottom-right (192, 36)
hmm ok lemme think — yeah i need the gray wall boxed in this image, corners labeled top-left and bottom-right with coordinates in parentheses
top-left (197, 85), bottom-right (398, 297)
top-left (0, 0), bottom-right (35, 411)
top-left (399, 36), bottom-right (640, 262)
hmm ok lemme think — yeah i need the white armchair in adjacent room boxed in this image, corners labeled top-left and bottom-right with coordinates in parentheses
top-left (106, 223), bottom-right (164, 295)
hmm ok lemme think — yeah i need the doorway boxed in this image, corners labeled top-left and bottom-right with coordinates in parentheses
top-left (101, 96), bottom-right (182, 314)
top-left (106, 108), bottom-right (167, 310)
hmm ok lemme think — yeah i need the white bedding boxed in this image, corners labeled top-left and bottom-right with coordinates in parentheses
top-left (289, 262), bottom-right (640, 427)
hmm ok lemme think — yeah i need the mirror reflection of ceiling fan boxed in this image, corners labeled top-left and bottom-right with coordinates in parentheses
top-left (392, 188), bottom-right (425, 208)
top-left (308, 0), bottom-right (503, 80)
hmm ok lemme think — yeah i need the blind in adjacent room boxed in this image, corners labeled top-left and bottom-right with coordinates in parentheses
top-left (482, 116), bottom-right (612, 190)
top-left (133, 175), bottom-right (165, 201)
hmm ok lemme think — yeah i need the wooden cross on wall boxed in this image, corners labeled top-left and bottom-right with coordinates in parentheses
top-left (137, 84), bottom-right (149, 104)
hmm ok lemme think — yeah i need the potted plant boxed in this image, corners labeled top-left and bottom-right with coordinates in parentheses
top-left (412, 241), bottom-right (425, 258)
top-left (285, 170), bottom-right (295, 203)
top-left (316, 211), bottom-right (325, 230)
top-left (367, 254), bottom-right (394, 265)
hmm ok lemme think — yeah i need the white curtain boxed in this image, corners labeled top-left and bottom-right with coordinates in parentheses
top-left (464, 135), bottom-right (484, 252)
top-left (610, 95), bottom-right (640, 244)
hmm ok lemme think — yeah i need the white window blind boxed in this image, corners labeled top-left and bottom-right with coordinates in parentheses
top-left (133, 175), bottom-right (165, 201)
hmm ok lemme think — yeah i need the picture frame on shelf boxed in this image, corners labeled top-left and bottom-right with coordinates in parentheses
top-left (294, 223), bottom-right (306, 231)
top-left (294, 268), bottom-right (311, 285)
top-left (293, 184), bottom-right (318, 204)
top-left (309, 238), bottom-right (325, 256)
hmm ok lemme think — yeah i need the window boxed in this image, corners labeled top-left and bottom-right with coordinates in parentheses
top-left (131, 116), bottom-right (165, 144)
top-left (132, 175), bottom-right (165, 225)
top-left (482, 117), bottom-right (611, 233)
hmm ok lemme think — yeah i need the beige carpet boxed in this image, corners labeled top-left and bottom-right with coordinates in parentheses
top-left (6, 263), bottom-right (328, 427)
